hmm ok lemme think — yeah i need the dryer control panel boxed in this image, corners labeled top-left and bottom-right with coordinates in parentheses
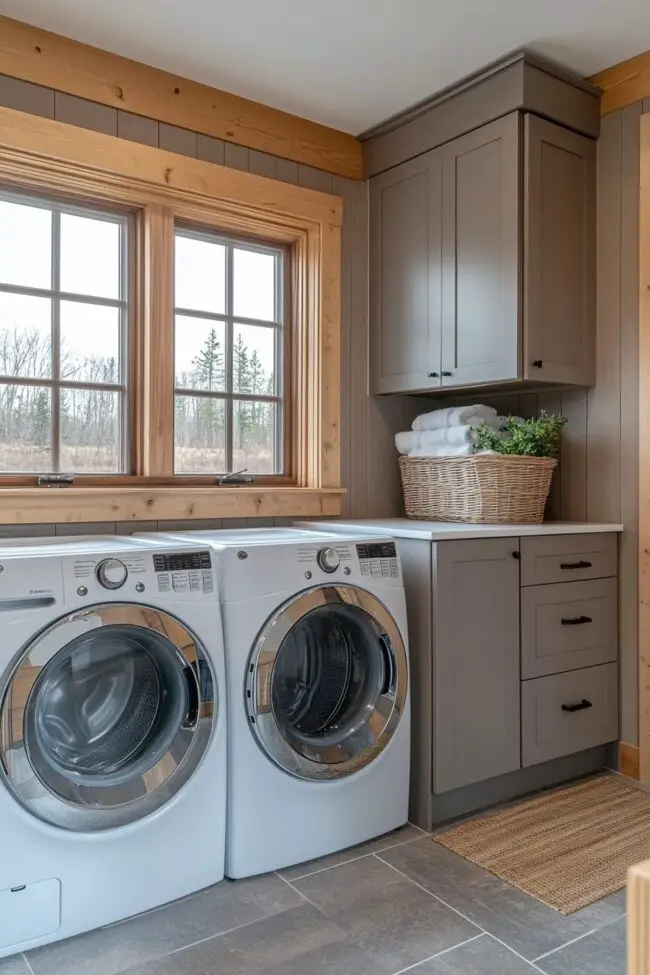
top-left (356, 541), bottom-right (400, 579)
top-left (62, 549), bottom-right (215, 602)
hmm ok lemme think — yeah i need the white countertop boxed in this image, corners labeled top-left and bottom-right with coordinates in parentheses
top-left (297, 519), bottom-right (624, 542)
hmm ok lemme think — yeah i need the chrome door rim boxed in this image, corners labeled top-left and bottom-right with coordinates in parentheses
top-left (245, 585), bottom-right (407, 780)
top-left (0, 603), bottom-right (215, 831)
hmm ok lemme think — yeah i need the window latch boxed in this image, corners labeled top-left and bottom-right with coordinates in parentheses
top-left (217, 469), bottom-right (254, 486)
top-left (37, 474), bottom-right (76, 488)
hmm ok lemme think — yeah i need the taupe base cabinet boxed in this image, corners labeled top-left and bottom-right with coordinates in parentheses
top-left (400, 531), bottom-right (619, 829)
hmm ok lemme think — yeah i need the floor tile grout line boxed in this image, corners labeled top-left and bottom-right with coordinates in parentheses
top-left (280, 832), bottom-right (427, 882)
top-left (390, 933), bottom-right (486, 975)
top-left (22, 953), bottom-right (35, 975)
top-left (279, 861), bottom-right (492, 975)
top-left (531, 911), bottom-right (628, 964)
top-left (481, 933), bottom-right (546, 973)
top-left (375, 855), bottom-right (548, 973)
top-left (373, 854), bottom-right (488, 934)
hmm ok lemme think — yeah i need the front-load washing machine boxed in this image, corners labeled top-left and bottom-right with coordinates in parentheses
top-left (0, 536), bottom-right (226, 958)
top-left (142, 528), bottom-right (410, 878)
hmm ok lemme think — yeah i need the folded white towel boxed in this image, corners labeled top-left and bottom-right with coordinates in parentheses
top-left (407, 445), bottom-right (500, 458)
top-left (412, 405), bottom-right (498, 432)
top-left (407, 443), bottom-right (475, 457)
top-left (396, 423), bottom-right (505, 455)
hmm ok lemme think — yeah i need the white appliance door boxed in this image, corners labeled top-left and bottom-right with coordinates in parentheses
top-left (0, 603), bottom-right (215, 830)
top-left (246, 585), bottom-right (407, 780)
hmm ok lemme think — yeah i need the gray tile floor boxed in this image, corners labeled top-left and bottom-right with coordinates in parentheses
top-left (1, 824), bottom-right (627, 975)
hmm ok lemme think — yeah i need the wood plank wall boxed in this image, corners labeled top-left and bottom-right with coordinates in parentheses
top-left (0, 74), bottom-right (427, 530)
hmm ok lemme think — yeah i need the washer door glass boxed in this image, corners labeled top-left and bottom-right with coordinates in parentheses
top-left (0, 604), bottom-right (215, 830)
top-left (247, 586), bottom-right (407, 779)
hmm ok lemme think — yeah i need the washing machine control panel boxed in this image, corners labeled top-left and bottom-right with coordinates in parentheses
top-left (153, 549), bottom-right (214, 595)
top-left (356, 541), bottom-right (400, 579)
top-left (62, 548), bottom-right (215, 601)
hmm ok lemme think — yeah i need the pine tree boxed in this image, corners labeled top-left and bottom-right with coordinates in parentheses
top-left (192, 328), bottom-right (224, 391)
top-left (32, 388), bottom-right (50, 448)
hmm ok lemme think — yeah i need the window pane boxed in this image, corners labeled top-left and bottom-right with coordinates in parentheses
top-left (0, 384), bottom-right (51, 472)
top-left (0, 293), bottom-right (51, 379)
top-left (175, 235), bottom-right (225, 314)
top-left (60, 213), bottom-right (121, 299)
top-left (174, 395), bottom-right (226, 473)
top-left (0, 199), bottom-right (52, 290)
top-left (233, 323), bottom-right (277, 396)
top-left (175, 316), bottom-right (226, 391)
top-left (233, 400), bottom-right (278, 474)
top-left (233, 248), bottom-right (276, 322)
top-left (60, 388), bottom-right (121, 473)
top-left (60, 302), bottom-right (121, 384)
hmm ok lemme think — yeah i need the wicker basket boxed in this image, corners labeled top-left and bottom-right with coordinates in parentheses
top-left (399, 454), bottom-right (557, 524)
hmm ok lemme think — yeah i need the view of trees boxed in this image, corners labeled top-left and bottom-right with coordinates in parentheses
top-left (0, 325), bottom-right (278, 474)
top-left (175, 326), bottom-right (277, 474)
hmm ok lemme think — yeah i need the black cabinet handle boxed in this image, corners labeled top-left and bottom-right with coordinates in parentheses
top-left (561, 615), bottom-right (593, 626)
top-left (560, 560), bottom-right (592, 570)
top-left (427, 371), bottom-right (439, 378)
top-left (442, 371), bottom-right (453, 377)
top-left (532, 359), bottom-right (543, 368)
top-left (562, 699), bottom-right (593, 713)
top-left (511, 551), bottom-right (520, 560)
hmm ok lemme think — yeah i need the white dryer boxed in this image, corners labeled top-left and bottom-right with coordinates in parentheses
top-left (145, 528), bottom-right (410, 879)
top-left (0, 536), bottom-right (226, 958)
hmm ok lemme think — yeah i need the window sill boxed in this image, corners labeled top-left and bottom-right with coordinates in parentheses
top-left (0, 486), bottom-right (344, 526)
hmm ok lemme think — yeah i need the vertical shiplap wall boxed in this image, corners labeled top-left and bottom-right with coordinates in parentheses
top-left (0, 75), bottom-right (426, 532)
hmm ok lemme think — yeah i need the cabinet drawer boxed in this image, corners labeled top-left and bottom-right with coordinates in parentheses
top-left (521, 663), bottom-right (618, 766)
top-left (521, 578), bottom-right (618, 679)
top-left (520, 533), bottom-right (617, 586)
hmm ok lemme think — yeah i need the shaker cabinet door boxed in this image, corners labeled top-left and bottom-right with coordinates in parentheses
top-left (433, 538), bottom-right (521, 793)
top-left (369, 150), bottom-right (442, 393)
top-left (524, 114), bottom-right (596, 385)
top-left (440, 113), bottom-right (521, 388)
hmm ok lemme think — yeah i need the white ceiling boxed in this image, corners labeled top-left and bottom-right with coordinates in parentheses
top-left (1, 0), bottom-right (649, 134)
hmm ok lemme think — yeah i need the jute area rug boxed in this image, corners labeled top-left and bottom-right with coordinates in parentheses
top-left (434, 774), bottom-right (649, 914)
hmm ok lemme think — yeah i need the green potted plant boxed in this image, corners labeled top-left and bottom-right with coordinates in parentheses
top-left (473, 411), bottom-right (567, 457)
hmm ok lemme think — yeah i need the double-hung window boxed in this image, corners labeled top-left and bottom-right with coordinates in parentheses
top-left (174, 228), bottom-right (285, 476)
top-left (0, 191), bottom-right (130, 475)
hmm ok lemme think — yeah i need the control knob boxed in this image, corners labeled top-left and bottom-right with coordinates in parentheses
top-left (96, 558), bottom-right (128, 590)
top-left (317, 547), bottom-right (340, 574)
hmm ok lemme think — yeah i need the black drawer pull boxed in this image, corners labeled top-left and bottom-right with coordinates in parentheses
top-left (427, 371), bottom-right (439, 378)
top-left (561, 615), bottom-right (593, 626)
top-left (560, 560), bottom-right (592, 570)
top-left (562, 699), bottom-right (593, 713)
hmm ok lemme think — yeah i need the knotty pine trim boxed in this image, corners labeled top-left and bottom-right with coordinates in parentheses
top-left (619, 742), bottom-right (641, 780)
top-left (628, 859), bottom-right (650, 975)
top-left (0, 14), bottom-right (363, 179)
top-left (590, 49), bottom-right (650, 114)
top-left (639, 113), bottom-right (650, 782)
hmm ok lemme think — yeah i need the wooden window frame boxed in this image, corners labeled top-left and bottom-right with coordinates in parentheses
top-left (0, 105), bottom-right (343, 523)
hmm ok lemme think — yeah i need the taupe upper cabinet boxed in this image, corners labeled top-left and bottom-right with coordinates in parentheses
top-left (524, 115), bottom-right (596, 386)
top-left (441, 115), bottom-right (520, 388)
top-left (369, 149), bottom-right (442, 394)
top-left (369, 111), bottom-right (596, 395)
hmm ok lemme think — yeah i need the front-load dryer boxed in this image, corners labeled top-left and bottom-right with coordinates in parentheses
top-left (0, 536), bottom-right (226, 958)
top-left (142, 528), bottom-right (410, 879)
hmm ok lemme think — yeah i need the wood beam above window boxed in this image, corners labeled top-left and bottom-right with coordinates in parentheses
top-left (0, 14), bottom-right (363, 179)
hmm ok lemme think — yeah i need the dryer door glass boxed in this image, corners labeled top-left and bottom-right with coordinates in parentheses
top-left (0, 604), bottom-right (215, 830)
top-left (247, 585), bottom-right (407, 780)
